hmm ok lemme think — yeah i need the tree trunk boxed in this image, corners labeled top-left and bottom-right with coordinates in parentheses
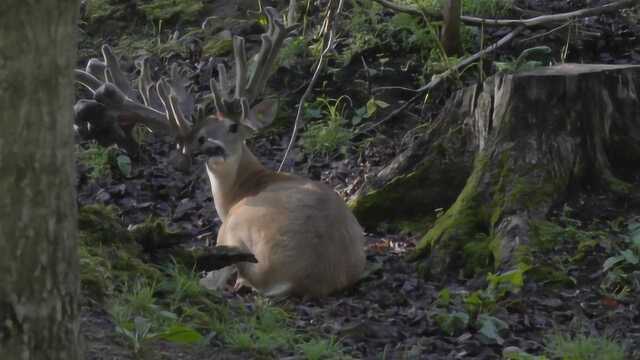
top-left (352, 64), bottom-right (640, 277)
top-left (441, 0), bottom-right (464, 57)
top-left (0, 1), bottom-right (81, 359)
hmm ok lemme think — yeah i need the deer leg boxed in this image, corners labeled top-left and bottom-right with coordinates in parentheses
top-left (199, 266), bottom-right (236, 291)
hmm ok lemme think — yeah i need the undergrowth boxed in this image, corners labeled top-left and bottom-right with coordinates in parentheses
top-left (79, 203), bottom-right (346, 358)
top-left (544, 333), bottom-right (626, 360)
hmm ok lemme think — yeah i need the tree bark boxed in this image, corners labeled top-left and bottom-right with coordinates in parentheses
top-left (0, 1), bottom-right (81, 359)
top-left (441, 0), bottom-right (464, 57)
top-left (352, 64), bottom-right (640, 277)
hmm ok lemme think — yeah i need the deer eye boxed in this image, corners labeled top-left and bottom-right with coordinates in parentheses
top-left (197, 136), bottom-right (206, 145)
top-left (228, 123), bottom-right (239, 134)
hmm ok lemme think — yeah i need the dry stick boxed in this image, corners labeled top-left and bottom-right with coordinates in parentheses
top-left (277, 0), bottom-right (343, 172)
top-left (373, 0), bottom-right (637, 27)
top-left (359, 25), bottom-right (526, 133)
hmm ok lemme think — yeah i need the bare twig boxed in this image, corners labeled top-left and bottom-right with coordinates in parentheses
top-left (414, 25), bottom-right (526, 93)
top-left (517, 20), bottom-right (576, 43)
top-left (359, 25), bottom-right (526, 133)
top-left (374, 0), bottom-right (636, 27)
top-left (278, 0), bottom-right (343, 172)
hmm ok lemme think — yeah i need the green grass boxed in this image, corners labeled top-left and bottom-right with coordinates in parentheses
top-left (545, 334), bottom-right (626, 360)
top-left (298, 337), bottom-right (346, 360)
top-left (302, 120), bottom-right (352, 157)
top-left (301, 96), bottom-right (353, 157)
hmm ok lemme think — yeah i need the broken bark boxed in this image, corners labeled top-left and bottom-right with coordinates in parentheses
top-left (353, 64), bottom-right (640, 277)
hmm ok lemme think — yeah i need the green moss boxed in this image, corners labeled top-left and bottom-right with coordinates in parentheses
top-left (409, 155), bottom-right (497, 276)
top-left (78, 204), bottom-right (162, 301)
top-left (412, 144), bottom-right (573, 277)
top-left (398, 218), bottom-right (434, 235)
top-left (529, 220), bottom-right (564, 252)
top-left (110, 246), bottom-right (162, 284)
top-left (129, 216), bottom-right (182, 252)
top-left (462, 233), bottom-right (494, 274)
top-left (412, 155), bottom-right (488, 255)
top-left (526, 264), bottom-right (575, 287)
top-left (79, 204), bottom-right (130, 245)
top-left (85, 0), bottom-right (116, 21)
top-left (603, 173), bottom-right (633, 195)
top-left (202, 37), bottom-right (233, 57)
top-left (79, 244), bottom-right (114, 302)
top-left (350, 155), bottom-right (468, 231)
top-left (140, 0), bottom-right (204, 23)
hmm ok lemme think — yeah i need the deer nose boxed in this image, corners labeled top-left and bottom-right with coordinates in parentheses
top-left (199, 139), bottom-right (226, 158)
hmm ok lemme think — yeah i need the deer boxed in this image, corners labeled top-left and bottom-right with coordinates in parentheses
top-left (73, 6), bottom-right (366, 297)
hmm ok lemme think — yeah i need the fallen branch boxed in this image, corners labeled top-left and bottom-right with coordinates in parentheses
top-left (415, 25), bottom-right (526, 93)
top-left (374, 0), bottom-right (636, 27)
top-left (278, 0), bottom-right (343, 172)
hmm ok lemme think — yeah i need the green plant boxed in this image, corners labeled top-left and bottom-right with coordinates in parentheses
top-left (434, 311), bottom-right (469, 336)
top-left (302, 96), bottom-right (353, 157)
top-left (110, 280), bottom-right (203, 355)
top-left (140, 0), bottom-right (204, 22)
top-left (486, 266), bottom-right (528, 298)
top-left (79, 204), bottom-right (346, 358)
top-left (202, 37), bottom-right (233, 57)
top-left (85, 0), bottom-right (115, 20)
top-left (78, 144), bottom-right (132, 180)
top-left (495, 46), bottom-right (552, 73)
top-left (160, 260), bottom-right (203, 310)
top-left (544, 333), bottom-right (626, 360)
top-left (600, 220), bottom-right (640, 300)
top-left (278, 35), bottom-right (308, 67)
top-left (338, 1), bottom-right (386, 64)
top-left (223, 300), bottom-right (296, 354)
top-left (351, 97), bottom-right (389, 126)
top-left (78, 143), bottom-right (112, 180)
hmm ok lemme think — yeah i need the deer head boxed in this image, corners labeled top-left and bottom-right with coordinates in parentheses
top-left (73, 6), bottom-right (292, 172)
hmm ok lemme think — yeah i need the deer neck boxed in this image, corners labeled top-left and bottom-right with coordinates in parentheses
top-left (205, 143), bottom-right (267, 221)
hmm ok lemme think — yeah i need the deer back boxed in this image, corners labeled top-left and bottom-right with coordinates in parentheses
top-left (216, 169), bottom-right (366, 297)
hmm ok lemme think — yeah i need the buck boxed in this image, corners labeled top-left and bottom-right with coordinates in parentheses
top-left (74, 7), bottom-right (366, 297)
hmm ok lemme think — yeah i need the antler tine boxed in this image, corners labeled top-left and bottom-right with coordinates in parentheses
top-left (245, 34), bottom-right (272, 102)
top-left (86, 58), bottom-right (106, 81)
top-left (156, 78), bottom-right (192, 139)
top-left (233, 36), bottom-right (248, 100)
top-left (138, 58), bottom-right (163, 111)
top-left (75, 69), bottom-right (103, 94)
top-left (216, 63), bottom-right (231, 99)
top-left (210, 78), bottom-right (226, 114)
top-left (101, 45), bottom-right (136, 100)
top-left (168, 63), bottom-right (195, 124)
top-left (246, 7), bottom-right (286, 102)
top-left (157, 78), bottom-right (195, 172)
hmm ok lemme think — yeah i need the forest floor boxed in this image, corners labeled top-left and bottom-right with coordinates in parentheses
top-left (74, 0), bottom-right (640, 359)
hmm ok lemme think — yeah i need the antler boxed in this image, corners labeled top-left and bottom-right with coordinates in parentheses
top-left (73, 5), bottom-right (295, 169)
top-left (209, 7), bottom-right (289, 115)
top-left (74, 45), bottom-right (196, 169)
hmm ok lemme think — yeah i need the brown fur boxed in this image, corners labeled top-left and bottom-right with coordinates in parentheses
top-left (207, 144), bottom-right (366, 297)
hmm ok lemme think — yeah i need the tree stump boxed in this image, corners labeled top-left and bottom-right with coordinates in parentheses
top-left (352, 64), bottom-right (640, 277)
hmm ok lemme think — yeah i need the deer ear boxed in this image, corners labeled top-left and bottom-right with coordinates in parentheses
top-left (243, 99), bottom-right (278, 131)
